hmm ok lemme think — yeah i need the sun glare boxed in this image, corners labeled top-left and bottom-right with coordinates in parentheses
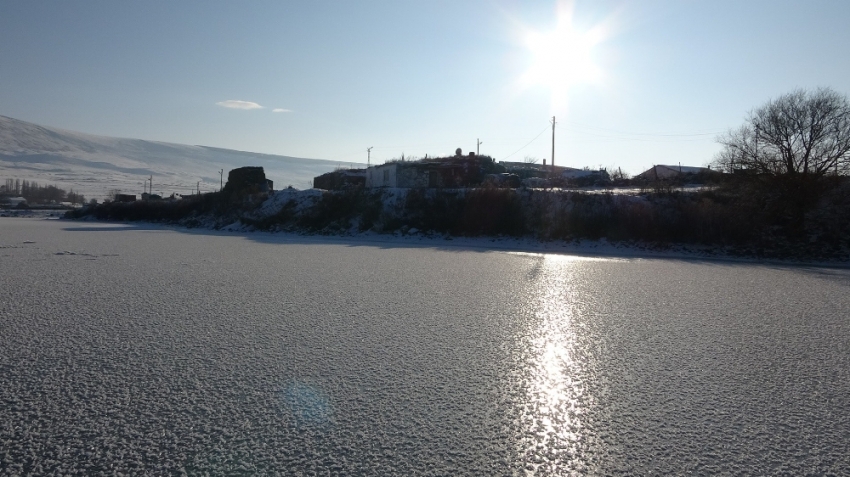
top-left (519, 2), bottom-right (606, 107)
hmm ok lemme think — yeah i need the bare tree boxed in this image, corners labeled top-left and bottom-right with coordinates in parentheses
top-left (715, 88), bottom-right (850, 176)
top-left (67, 189), bottom-right (86, 205)
top-left (609, 167), bottom-right (630, 181)
top-left (523, 156), bottom-right (540, 164)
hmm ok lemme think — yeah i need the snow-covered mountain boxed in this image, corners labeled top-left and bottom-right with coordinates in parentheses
top-left (0, 115), bottom-right (361, 200)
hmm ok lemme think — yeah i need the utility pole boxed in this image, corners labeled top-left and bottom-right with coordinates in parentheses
top-left (219, 169), bottom-right (224, 191)
top-left (754, 124), bottom-right (759, 167)
top-left (149, 175), bottom-right (153, 196)
top-left (551, 116), bottom-right (556, 173)
top-left (197, 181), bottom-right (200, 195)
top-left (477, 138), bottom-right (482, 156)
top-left (367, 147), bottom-right (373, 168)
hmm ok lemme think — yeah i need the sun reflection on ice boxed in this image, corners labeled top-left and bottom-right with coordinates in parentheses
top-left (519, 253), bottom-right (594, 475)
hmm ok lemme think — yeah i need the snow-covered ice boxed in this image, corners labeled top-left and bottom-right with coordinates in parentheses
top-left (1, 218), bottom-right (849, 475)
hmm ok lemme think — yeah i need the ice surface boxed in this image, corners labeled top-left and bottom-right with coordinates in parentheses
top-left (1, 218), bottom-right (849, 475)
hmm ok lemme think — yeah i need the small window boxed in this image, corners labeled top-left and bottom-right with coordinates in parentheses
top-left (383, 169), bottom-right (389, 185)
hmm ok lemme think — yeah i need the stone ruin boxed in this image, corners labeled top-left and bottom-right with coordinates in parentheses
top-left (222, 167), bottom-right (272, 195)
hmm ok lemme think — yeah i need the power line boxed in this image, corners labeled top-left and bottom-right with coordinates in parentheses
top-left (560, 120), bottom-right (725, 137)
top-left (501, 124), bottom-right (552, 161)
top-left (562, 132), bottom-right (719, 143)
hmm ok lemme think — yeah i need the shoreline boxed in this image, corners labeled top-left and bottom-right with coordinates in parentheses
top-left (61, 185), bottom-right (850, 266)
top-left (23, 215), bottom-right (849, 269)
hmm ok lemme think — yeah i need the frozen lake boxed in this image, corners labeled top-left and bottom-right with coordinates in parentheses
top-left (2, 218), bottom-right (849, 475)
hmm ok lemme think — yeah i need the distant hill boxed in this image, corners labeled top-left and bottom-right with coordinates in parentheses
top-left (0, 115), bottom-right (361, 200)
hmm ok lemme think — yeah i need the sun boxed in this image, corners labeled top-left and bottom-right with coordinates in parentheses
top-left (519, 2), bottom-right (606, 106)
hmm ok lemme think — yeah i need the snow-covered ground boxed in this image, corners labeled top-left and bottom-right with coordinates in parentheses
top-left (0, 115), bottom-right (361, 201)
top-left (0, 208), bottom-right (69, 219)
top-left (2, 217), bottom-right (850, 475)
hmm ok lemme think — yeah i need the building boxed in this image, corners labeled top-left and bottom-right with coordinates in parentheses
top-left (114, 194), bottom-right (137, 203)
top-left (313, 169), bottom-right (366, 190)
top-left (500, 161), bottom-right (566, 178)
top-left (0, 196), bottom-right (27, 207)
top-left (365, 154), bottom-right (498, 188)
top-left (499, 162), bottom-right (610, 185)
top-left (635, 165), bottom-right (713, 181)
top-left (561, 168), bottom-right (610, 184)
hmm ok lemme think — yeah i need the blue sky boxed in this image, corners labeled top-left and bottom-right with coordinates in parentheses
top-left (2, 0), bottom-right (849, 174)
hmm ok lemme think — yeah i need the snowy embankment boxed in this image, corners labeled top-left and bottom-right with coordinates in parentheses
top-left (255, 187), bottom-right (326, 216)
top-left (179, 188), bottom-right (850, 263)
top-left (66, 184), bottom-right (850, 262)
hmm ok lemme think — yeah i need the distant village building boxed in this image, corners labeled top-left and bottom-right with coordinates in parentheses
top-left (313, 169), bottom-right (366, 190)
top-left (365, 162), bottom-right (401, 188)
top-left (114, 194), bottom-right (137, 203)
top-left (364, 155), bottom-right (497, 189)
top-left (561, 168), bottom-right (610, 185)
top-left (635, 164), bottom-right (713, 181)
top-left (0, 195), bottom-right (27, 207)
top-left (499, 161), bottom-right (563, 177)
top-left (499, 161), bottom-right (610, 185)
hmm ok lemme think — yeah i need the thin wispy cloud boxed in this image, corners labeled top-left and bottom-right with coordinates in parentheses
top-left (216, 100), bottom-right (264, 110)
top-left (272, 108), bottom-right (292, 113)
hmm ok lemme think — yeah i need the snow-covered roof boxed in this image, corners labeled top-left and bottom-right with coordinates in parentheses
top-left (636, 165), bottom-right (711, 179)
top-left (561, 168), bottom-right (605, 179)
top-left (657, 165), bottom-right (709, 174)
top-left (0, 196), bottom-right (27, 205)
